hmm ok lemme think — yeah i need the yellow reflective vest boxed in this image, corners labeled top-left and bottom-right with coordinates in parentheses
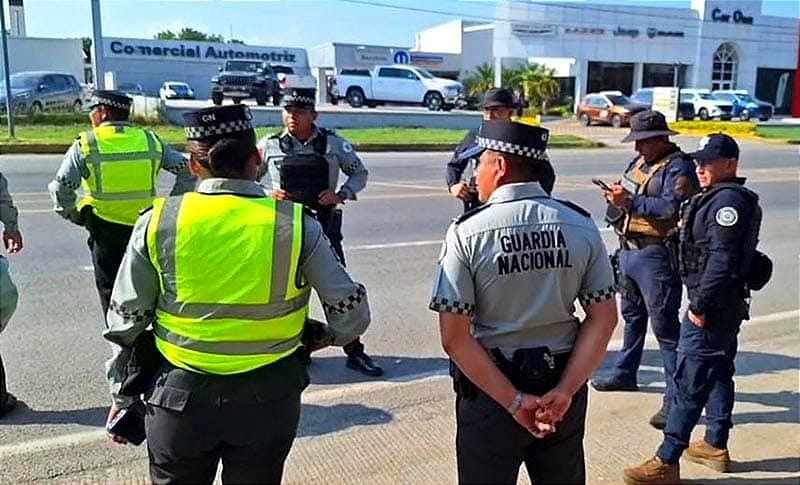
top-left (146, 192), bottom-right (309, 375)
top-left (78, 124), bottom-right (163, 226)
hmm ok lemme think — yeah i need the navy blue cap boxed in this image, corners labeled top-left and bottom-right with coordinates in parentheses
top-left (458, 120), bottom-right (549, 162)
top-left (689, 133), bottom-right (740, 162)
top-left (183, 105), bottom-right (253, 141)
top-left (88, 90), bottom-right (132, 110)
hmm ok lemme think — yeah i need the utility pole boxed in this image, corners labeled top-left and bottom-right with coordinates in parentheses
top-left (0, 1), bottom-right (15, 138)
top-left (90, 0), bottom-right (105, 88)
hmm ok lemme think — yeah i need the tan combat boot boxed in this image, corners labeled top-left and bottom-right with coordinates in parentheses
top-left (685, 439), bottom-right (731, 472)
top-left (623, 456), bottom-right (680, 485)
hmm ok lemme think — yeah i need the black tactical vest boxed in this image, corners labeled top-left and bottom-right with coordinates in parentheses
top-left (678, 182), bottom-right (761, 284)
top-left (278, 131), bottom-right (330, 212)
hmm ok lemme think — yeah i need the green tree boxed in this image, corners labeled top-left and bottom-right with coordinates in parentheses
top-left (461, 62), bottom-right (495, 99)
top-left (155, 27), bottom-right (224, 43)
top-left (501, 65), bottom-right (525, 92)
top-left (520, 63), bottom-right (560, 114)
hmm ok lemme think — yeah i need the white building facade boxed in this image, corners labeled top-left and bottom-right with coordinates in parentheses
top-left (416, 0), bottom-right (799, 114)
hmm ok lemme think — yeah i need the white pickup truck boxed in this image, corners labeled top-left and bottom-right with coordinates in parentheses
top-left (334, 64), bottom-right (465, 111)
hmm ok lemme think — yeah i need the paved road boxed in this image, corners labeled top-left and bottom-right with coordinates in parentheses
top-left (0, 142), bottom-right (797, 483)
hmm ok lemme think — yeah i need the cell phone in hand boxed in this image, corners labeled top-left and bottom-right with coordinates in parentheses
top-left (591, 178), bottom-right (611, 191)
top-left (106, 401), bottom-right (146, 446)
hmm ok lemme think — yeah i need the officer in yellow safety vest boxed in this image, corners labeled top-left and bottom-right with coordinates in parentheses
top-left (103, 105), bottom-right (371, 485)
top-left (48, 90), bottom-right (195, 320)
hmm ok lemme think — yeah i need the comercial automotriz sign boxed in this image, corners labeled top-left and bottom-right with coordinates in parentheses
top-left (103, 37), bottom-right (308, 66)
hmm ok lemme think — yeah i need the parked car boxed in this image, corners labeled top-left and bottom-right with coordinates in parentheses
top-left (118, 82), bottom-right (146, 97)
top-left (679, 89), bottom-right (734, 121)
top-left (271, 65), bottom-right (317, 92)
top-left (0, 71), bottom-right (84, 115)
top-left (630, 87), bottom-right (696, 120)
top-left (210, 60), bottom-right (281, 106)
top-left (576, 91), bottom-right (649, 128)
top-left (159, 81), bottom-right (195, 100)
top-left (334, 64), bottom-right (465, 111)
top-left (712, 90), bottom-right (773, 121)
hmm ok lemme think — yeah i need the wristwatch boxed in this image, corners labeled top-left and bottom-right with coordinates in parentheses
top-left (507, 391), bottom-right (524, 416)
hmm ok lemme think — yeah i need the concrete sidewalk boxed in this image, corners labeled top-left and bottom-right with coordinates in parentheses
top-left (11, 316), bottom-right (797, 485)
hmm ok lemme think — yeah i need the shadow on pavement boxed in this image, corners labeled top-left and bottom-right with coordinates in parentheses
top-left (730, 456), bottom-right (800, 474)
top-left (298, 403), bottom-right (393, 438)
top-left (0, 402), bottom-right (106, 426)
top-left (306, 355), bottom-right (448, 385)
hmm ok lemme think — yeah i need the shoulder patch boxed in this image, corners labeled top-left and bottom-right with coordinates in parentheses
top-left (455, 203), bottom-right (491, 224)
top-left (340, 140), bottom-right (354, 153)
top-left (715, 206), bottom-right (738, 227)
top-left (556, 199), bottom-right (591, 218)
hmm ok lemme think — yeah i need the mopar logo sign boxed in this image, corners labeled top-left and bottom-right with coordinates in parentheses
top-left (393, 50), bottom-right (410, 64)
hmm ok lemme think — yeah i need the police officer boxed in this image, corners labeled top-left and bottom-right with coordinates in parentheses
top-left (446, 87), bottom-right (555, 212)
top-left (104, 105), bottom-right (371, 484)
top-left (257, 86), bottom-right (382, 377)
top-left (591, 110), bottom-right (698, 429)
top-left (48, 90), bottom-right (195, 320)
top-left (431, 120), bottom-right (618, 484)
top-left (0, 173), bottom-right (22, 418)
top-left (624, 134), bottom-right (766, 484)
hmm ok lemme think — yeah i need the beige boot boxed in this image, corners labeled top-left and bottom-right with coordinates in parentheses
top-left (623, 456), bottom-right (681, 485)
top-left (685, 439), bottom-right (731, 473)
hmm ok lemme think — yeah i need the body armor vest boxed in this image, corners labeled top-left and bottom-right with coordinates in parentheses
top-left (279, 131), bottom-right (330, 212)
top-left (677, 182), bottom-right (761, 283)
top-left (619, 154), bottom-right (680, 238)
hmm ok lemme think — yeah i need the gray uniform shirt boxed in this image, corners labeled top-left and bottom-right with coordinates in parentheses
top-left (104, 178), bottom-right (371, 405)
top-left (0, 172), bottom-right (19, 232)
top-left (429, 182), bottom-right (615, 356)
top-left (48, 121), bottom-right (195, 223)
top-left (257, 126), bottom-right (368, 201)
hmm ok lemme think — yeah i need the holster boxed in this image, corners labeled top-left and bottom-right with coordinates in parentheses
top-left (119, 329), bottom-right (165, 397)
top-left (491, 347), bottom-right (566, 396)
top-left (298, 317), bottom-right (332, 365)
top-left (315, 208), bottom-right (343, 241)
top-left (664, 230), bottom-right (680, 273)
top-left (449, 359), bottom-right (478, 399)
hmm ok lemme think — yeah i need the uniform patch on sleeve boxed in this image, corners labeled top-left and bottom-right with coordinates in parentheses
top-left (341, 141), bottom-right (353, 153)
top-left (715, 206), bottom-right (738, 227)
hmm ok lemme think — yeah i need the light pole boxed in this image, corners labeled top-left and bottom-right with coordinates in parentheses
top-left (90, 0), bottom-right (105, 88)
top-left (0, 1), bottom-right (15, 138)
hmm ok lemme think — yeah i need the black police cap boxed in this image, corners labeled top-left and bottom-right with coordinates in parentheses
top-left (482, 87), bottom-right (517, 108)
top-left (689, 133), bottom-right (740, 161)
top-left (183, 105), bottom-right (254, 141)
top-left (282, 88), bottom-right (316, 108)
top-left (88, 90), bottom-right (133, 111)
top-left (459, 120), bottom-right (550, 162)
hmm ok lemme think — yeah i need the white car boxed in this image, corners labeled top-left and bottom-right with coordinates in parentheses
top-left (159, 81), bottom-right (195, 100)
top-left (334, 64), bottom-right (465, 111)
top-left (680, 89), bottom-right (733, 121)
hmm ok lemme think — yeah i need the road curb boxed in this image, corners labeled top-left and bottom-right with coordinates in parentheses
top-left (0, 141), bottom-right (604, 154)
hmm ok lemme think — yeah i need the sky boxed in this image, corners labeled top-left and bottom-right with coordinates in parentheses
top-left (17, 0), bottom-right (800, 50)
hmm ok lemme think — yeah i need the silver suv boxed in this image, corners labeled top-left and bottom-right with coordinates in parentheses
top-left (0, 71), bottom-right (84, 115)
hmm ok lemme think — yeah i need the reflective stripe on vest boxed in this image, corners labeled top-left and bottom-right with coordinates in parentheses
top-left (78, 125), bottom-right (163, 226)
top-left (146, 192), bottom-right (309, 375)
top-left (622, 156), bottom-right (675, 238)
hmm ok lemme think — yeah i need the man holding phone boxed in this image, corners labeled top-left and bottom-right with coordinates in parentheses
top-left (591, 110), bottom-right (698, 431)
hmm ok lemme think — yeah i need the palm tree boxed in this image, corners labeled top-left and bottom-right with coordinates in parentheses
top-left (520, 63), bottom-right (560, 114)
top-left (462, 62), bottom-right (495, 98)
top-left (501, 65), bottom-right (525, 93)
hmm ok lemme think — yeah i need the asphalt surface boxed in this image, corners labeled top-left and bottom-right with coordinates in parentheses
top-left (0, 140), bottom-right (797, 484)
